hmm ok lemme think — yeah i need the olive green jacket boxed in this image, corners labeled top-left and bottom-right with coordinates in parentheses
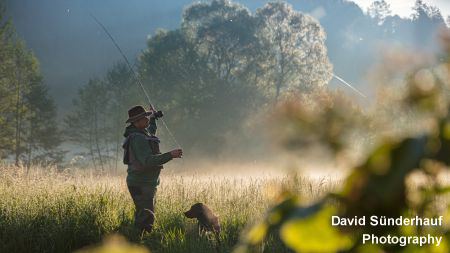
top-left (123, 120), bottom-right (172, 187)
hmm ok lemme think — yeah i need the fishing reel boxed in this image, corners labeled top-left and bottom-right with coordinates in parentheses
top-left (151, 110), bottom-right (164, 119)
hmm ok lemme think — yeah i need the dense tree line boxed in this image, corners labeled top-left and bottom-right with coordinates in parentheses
top-left (65, 0), bottom-right (331, 168)
top-left (0, 4), bottom-right (62, 167)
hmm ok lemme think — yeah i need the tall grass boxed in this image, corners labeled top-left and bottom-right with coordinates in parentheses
top-left (0, 164), bottom-right (337, 253)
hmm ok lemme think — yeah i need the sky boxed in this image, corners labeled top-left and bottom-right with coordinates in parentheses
top-left (351, 0), bottom-right (450, 18)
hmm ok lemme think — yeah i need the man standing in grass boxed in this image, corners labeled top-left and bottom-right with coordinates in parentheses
top-left (123, 105), bottom-right (183, 233)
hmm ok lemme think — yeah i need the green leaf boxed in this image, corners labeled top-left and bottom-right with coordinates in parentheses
top-left (245, 222), bottom-right (268, 244)
top-left (280, 207), bottom-right (353, 253)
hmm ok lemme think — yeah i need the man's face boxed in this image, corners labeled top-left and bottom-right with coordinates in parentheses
top-left (134, 116), bottom-right (150, 129)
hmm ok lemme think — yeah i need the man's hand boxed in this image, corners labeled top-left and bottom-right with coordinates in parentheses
top-left (170, 149), bottom-right (183, 158)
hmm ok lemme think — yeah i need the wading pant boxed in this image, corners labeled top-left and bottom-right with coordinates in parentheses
top-left (127, 184), bottom-right (157, 233)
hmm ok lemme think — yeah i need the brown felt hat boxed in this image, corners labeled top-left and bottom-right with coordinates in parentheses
top-left (126, 105), bottom-right (152, 123)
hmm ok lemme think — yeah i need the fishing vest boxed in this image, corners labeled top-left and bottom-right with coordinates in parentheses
top-left (122, 132), bottom-right (162, 171)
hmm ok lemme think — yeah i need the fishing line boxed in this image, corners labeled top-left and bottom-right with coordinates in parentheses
top-left (89, 12), bottom-right (182, 150)
top-left (332, 73), bottom-right (367, 98)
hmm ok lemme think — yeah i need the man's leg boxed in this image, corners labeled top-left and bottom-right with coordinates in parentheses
top-left (127, 184), bottom-right (157, 233)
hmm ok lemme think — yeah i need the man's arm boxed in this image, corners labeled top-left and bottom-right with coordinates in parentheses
top-left (131, 135), bottom-right (172, 167)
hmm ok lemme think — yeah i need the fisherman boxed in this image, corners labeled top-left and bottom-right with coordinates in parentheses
top-left (123, 105), bottom-right (183, 233)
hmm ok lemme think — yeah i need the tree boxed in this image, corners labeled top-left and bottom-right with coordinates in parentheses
top-left (23, 75), bottom-right (64, 166)
top-left (181, 0), bottom-right (263, 125)
top-left (11, 41), bottom-right (36, 166)
top-left (138, 28), bottom-right (241, 154)
top-left (255, 2), bottom-right (332, 101)
top-left (368, 0), bottom-right (392, 25)
top-left (412, 0), bottom-right (444, 23)
top-left (411, 0), bottom-right (446, 49)
top-left (135, 0), bottom-right (334, 156)
top-left (65, 79), bottom-right (112, 171)
top-left (182, 0), bottom-right (259, 84)
top-left (0, 2), bottom-right (62, 165)
top-left (139, 1), bottom-right (270, 155)
top-left (104, 62), bottom-right (140, 171)
top-left (0, 4), bottom-right (16, 159)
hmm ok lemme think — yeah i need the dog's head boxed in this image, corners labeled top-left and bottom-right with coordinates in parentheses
top-left (184, 203), bottom-right (205, 219)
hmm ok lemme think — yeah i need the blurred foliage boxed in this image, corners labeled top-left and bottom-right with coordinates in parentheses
top-left (235, 30), bottom-right (450, 253)
top-left (75, 235), bottom-right (150, 253)
top-left (275, 90), bottom-right (371, 165)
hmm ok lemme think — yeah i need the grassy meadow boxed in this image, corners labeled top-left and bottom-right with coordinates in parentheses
top-left (0, 164), bottom-right (338, 253)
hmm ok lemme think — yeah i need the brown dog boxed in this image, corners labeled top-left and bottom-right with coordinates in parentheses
top-left (184, 203), bottom-right (220, 233)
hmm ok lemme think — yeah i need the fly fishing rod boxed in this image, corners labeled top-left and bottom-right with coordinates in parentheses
top-left (89, 12), bottom-right (182, 149)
